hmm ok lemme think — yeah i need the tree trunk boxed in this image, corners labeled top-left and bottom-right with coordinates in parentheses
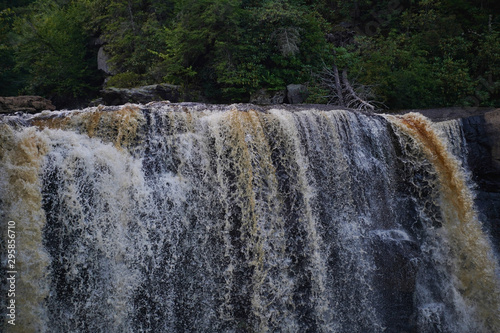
top-left (333, 64), bottom-right (345, 107)
top-left (342, 69), bottom-right (374, 111)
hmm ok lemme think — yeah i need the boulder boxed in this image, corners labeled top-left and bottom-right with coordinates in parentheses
top-left (249, 89), bottom-right (286, 104)
top-left (100, 84), bottom-right (181, 105)
top-left (97, 47), bottom-right (113, 74)
top-left (286, 84), bottom-right (308, 104)
top-left (0, 96), bottom-right (56, 113)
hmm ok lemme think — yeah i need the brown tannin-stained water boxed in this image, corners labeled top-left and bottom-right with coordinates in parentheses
top-left (1, 104), bottom-right (499, 332)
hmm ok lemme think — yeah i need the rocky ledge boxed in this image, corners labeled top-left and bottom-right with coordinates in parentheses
top-left (96, 84), bottom-right (182, 106)
top-left (0, 96), bottom-right (56, 113)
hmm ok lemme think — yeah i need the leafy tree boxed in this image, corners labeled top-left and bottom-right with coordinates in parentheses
top-left (11, 0), bottom-right (102, 106)
top-left (0, 1), bottom-right (37, 96)
top-left (330, 0), bottom-right (497, 109)
top-left (0, 0), bottom-right (36, 11)
top-left (91, 0), bottom-right (175, 87)
top-left (158, 0), bottom-right (242, 96)
top-left (0, 8), bottom-right (21, 96)
top-left (159, 0), bottom-right (331, 102)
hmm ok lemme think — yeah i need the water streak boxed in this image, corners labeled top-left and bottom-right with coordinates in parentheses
top-left (388, 112), bottom-right (500, 332)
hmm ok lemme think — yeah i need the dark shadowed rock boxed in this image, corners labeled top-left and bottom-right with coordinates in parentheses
top-left (485, 109), bottom-right (500, 172)
top-left (0, 96), bottom-right (56, 113)
top-left (459, 109), bottom-right (500, 253)
top-left (370, 230), bottom-right (420, 333)
top-left (371, 231), bottom-right (419, 293)
top-left (250, 89), bottom-right (286, 104)
top-left (286, 84), bottom-right (309, 104)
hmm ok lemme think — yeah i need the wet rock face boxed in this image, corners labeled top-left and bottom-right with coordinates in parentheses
top-left (460, 110), bottom-right (500, 252)
top-left (0, 96), bottom-right (56, 113)
top-left (484, 109), bottom-right (500, 172)
top-left (370, 231), bottom-right (420, 333)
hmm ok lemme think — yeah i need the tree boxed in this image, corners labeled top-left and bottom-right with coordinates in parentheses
top-left (1, 0), bottom-right (498, 108)
top-left (0, 8), bottom-right (20, 96)
top-left (91, 0), bottom-right (175, 87)
top-left (325, 0), bottom-right (498, 109)
top-left (159, 0), bottom-right (331, 102)
top-left (12, 0), bottom-right (102, 106)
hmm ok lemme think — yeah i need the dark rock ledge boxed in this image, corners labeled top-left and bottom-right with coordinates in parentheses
top-left (0, 96), bottom-right (56, 114)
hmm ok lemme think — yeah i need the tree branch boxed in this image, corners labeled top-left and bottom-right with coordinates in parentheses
top-left (341, 69), bottom-right (375, 111)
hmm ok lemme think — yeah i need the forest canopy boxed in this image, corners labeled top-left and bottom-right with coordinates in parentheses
top-left (1, 0), bottom-right (499, 109)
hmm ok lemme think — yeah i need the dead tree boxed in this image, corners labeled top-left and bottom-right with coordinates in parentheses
top-left (272, 27), bottom-right (301, 57)
top-left (319, 62), bottom-right (379, 112)
top-left (321, 26), bottom-right (381, 112)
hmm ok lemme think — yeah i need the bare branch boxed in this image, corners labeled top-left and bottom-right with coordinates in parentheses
top-left (318, 61), bottom-right (382, 112)
top-left (341, 69), bottom-right (375, 111)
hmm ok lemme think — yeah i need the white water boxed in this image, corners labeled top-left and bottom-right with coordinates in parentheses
top-left (1, 104), bottom-right (499, 332)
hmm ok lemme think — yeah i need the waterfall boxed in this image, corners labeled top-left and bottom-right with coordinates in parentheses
top-left (1, 103), bottom-right (499, 332)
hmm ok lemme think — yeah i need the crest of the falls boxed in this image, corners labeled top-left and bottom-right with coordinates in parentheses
top-left (1, 103), bottom-right (499, 332)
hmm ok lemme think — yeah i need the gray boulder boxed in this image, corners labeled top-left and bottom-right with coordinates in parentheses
top-left (286, 84), bottom-right (309, 104)
top-left (97, 47), bottom-right (113, 74)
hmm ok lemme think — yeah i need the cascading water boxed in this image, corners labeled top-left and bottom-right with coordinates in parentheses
top-left (1, 103), bottom-right (499, 332)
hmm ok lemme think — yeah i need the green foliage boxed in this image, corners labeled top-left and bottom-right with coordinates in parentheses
top-left (0, 0), bottom-right (36, 11)
top-left (160, 0), bottom-right (242, 95)
top-left (91, 0), bottom-right (174, 83)
top-left (159, 0), bottom-right (331, 102)
top-left (105, 71), bottom-right (144, 88)
top-left (337, 0), bottom-right (498, 109)
top-left (305, 82), bottom-right (329, 104)
top-left (473, 30), bottom-right (500, 105)
top-left (346, 33), bottom-right (437, 108)
top-left (11, 0), bottom-right (102, 105)
top-left (0, 8), bottom-right (22, 96)
top-left (1, 0), bottom-right (498, 108)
